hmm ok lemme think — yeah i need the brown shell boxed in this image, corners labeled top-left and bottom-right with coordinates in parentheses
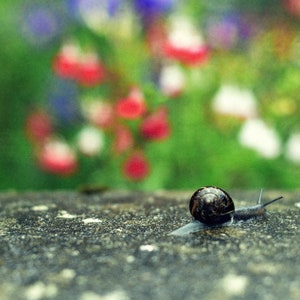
top-left (189, 186), bottom-right (235, 225)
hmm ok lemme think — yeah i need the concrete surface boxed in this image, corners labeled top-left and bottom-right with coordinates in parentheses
top-left (0, 189), bottom-right (299, 300)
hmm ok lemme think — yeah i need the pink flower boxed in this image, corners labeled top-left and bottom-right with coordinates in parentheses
top-left (26, 110), bottom-right (53, 143)
top-left (112, 125), bottom-right (134, 154)
top-left (123, 151), bottom-right (150, 181)
top-left (82, 100), bottom-right (115, 129)
top-left (116, 88), bottom-right (146, 119)
top-left (37, 139), bottom-right (77, 176)
top-left (140, 107), bottom-right (170, 140)
top-left (284, 0), bottom-right (300, 16)
top-left (146, 20), bottom-right (167, 57)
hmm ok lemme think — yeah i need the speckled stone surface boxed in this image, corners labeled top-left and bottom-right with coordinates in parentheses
top-left (0, 190), bottom-right (299, 300)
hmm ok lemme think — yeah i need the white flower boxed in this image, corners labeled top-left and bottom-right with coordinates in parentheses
top-left (285, 133), bottom-right (300, 163)
top-left (212, 85), bottom-right (258, 119)
top-left (159, 64), bottom-right (185, 97)
top-left (77, 126), bottom-right (104, 156)
top-left (167, 16), bottom-right (204, 50)
top-left (238, 119), bottom-right (281, 158)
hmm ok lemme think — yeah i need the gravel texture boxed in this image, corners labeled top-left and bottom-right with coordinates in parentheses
top-left (0, 189), bottom-right (299, 300)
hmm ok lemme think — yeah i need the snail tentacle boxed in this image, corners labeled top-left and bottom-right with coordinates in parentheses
top-left (257, 188), bottom-right (263, 205)
top-left (261, 196), bottom-right (283, 208)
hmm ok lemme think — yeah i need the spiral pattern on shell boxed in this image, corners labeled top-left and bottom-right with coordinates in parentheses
top-left (189, 186), bottom-right (235, 225)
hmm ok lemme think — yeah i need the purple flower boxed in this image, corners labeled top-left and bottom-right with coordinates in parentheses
top-left (134, 0), bottom-right (176, 20)
top-left (205, 12), bottom-right (256, 50)
top-left (21, 4), bottom-right (62, 47)
top-left (67, 0), bottom-right (121, 20)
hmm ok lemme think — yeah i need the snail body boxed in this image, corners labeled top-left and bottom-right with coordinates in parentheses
top-left (170, 186), bottom-right (283, 236)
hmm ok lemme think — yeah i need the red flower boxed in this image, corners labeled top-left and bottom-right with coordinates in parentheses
top-left (140, 107), bottom-right (170, 140)
top-left (26, 111), bottom-right (53, 143)
top-left (76, 54), bottom-right (106, 87)
top-left (123, 151), bottom-right (150, 181)
top-left (113, 125), bottom-right (134, 154)
top-left (116, 88), bottom-right (146, 119)
top-left (162, 18), bottom-right (210, 66)
top-left (53, 53), bottom-right (78, 78)
top-left (163, 42), bottom-right (210, 66)
top-left (53, 45), bottom-right (106, 87)
top-left (37, 139), bottom-right (77, 176)
top-left (52, 44), bottom-right (79, 79)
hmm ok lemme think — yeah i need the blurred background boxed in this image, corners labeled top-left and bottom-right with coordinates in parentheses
top-left (1, 0), bottom-right (300, 191)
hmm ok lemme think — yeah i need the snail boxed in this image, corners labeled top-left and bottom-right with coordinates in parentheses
top-left (170, 186), bottom-right (283, 236)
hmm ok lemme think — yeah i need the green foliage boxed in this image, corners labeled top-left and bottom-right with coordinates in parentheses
top-left (1, 1), bottom-right (300, 190)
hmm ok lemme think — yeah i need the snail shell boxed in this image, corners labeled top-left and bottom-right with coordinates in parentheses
top-left (170, 186), bottom-right (283, 236)
top-left (189, 186), bottom-right (234, 225)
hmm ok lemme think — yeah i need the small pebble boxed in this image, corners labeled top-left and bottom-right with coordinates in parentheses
top-left (58, 269), bottom-right (76, 281)
top-left (80, 290), bottom-right (130, 300)
top-left (139, 244), bottom-right (158, 252)
top-left (25, 282), bottom-right (57, 300)
top-left (57, 210), bottom-right (77, 219)
top-left (126, 255), bottom-right (135, 263)
top-left (32, 205), bottom-right (49, 211)
top-left (221, 273), bottom-right (248, 296)
top-left (82, 218), bottom-right (102, 224)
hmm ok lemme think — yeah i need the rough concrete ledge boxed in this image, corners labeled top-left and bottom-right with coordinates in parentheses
top-left (0, 189), bottom-right (299, 300)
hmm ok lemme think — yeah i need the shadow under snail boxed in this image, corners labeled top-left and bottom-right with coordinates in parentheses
top-left (170, 186), bottom-right (283, 236)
